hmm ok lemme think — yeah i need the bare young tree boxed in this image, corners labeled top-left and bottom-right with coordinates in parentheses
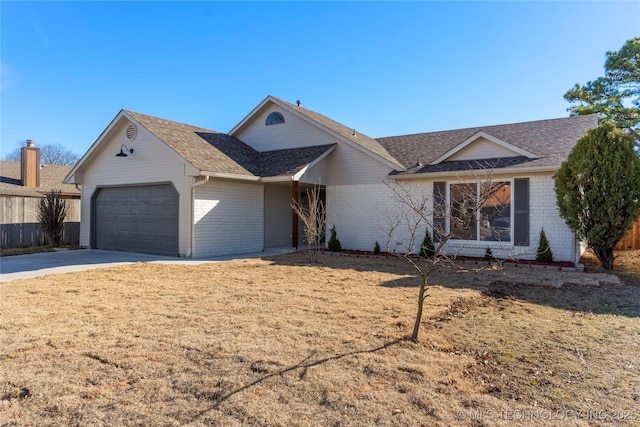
top-left (384, 169), bottom-right (506, 341)
top-left (291, 183), bottom-right (326, 263)
top-left (38, 190), bottom-right (68, 247)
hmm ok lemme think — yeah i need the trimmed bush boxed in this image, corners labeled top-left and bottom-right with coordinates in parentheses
top-left (536, 228), bottom-right (554, 263)
top-left (328, 226), bottom-right (342, 252)
top-left (419, 229), bottom-right (435, 258)
top-left (374, 241), bottom-right (381, 254)
top-left (484, 247), bottom-right (493, 261)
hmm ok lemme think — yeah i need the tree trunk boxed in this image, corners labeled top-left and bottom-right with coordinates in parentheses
top-left (411, 274), bottom-right (428, 341)
top-left (593, 246), bottom-right (615, 270)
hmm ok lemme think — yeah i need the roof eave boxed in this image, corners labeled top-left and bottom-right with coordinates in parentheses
top-left (199, 171), bottom-right (261, 182)
top-left (292, 144), bottom-right (337, 181)
top-left (429, 131), bottom-right (540, 165)
top-left (273, 100), bottom-right (404, 170)
top-left (261, 176), bottom-right (295, 183)
top-left (198, 173), bottom-right (296, 183)
top-left (229, 95), bottom-right (276, 135)
top-left (64, 109), bottom-right (129, 184)
top-left (390, 165), bottom-right (560, 180)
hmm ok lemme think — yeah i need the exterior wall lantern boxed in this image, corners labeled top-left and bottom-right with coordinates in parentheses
top-left (116, 144), bottom-right (134, 157)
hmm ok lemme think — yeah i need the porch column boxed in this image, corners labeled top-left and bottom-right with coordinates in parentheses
top-left (292, 181), bottom-right (299, 249)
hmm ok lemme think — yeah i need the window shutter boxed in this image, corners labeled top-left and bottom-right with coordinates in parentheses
top-left (433, 181), bottom-right (446, 243)
top-left (514, 178), bottom-right (530, 246)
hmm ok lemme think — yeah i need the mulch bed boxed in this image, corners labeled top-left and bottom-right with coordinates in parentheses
top-left (325, 249), bottom-right (576, 268)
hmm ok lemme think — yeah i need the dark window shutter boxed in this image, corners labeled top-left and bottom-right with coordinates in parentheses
top-left (514, 178), bottom-right (530, 246)
top-left (433, 181), bottom-right (447, 243)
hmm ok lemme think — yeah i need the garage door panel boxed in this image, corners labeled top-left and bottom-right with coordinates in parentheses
top-left (94, 184), bottom-right (178, 256)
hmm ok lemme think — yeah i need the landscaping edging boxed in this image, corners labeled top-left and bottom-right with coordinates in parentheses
top-left (322, 250), bottom-right (585, 272)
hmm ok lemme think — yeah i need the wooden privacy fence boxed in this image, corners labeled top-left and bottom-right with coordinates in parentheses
top-left (0, 196), bottom-right (81, 248)
top-left (615, 217), bottom-right (640, 250)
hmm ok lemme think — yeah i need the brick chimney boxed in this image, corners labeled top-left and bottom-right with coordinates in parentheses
top-left (21, 140), bottom-right (40, 187)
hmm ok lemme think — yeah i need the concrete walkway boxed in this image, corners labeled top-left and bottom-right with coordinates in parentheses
top-left (0, 248), bottom-right (295, 282)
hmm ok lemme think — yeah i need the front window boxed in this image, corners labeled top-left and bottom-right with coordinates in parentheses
top-left (449, 181), bottom-right (511, 242)
top-left (450, 183), bottom-right (478, 240)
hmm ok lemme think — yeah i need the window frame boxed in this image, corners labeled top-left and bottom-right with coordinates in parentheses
top-left (265, 111), bottom-right (285, 126)
top-left (445, 179), bottom-right (514, 245)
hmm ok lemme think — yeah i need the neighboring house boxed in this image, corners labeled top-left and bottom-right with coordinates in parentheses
top-left (64, 96), bottom-right (598, 264)
top-left (1, 141), bottom-right (81, 248)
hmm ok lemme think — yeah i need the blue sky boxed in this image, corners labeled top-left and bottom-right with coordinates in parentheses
top-left (1, 1), bottom-right (638, 158)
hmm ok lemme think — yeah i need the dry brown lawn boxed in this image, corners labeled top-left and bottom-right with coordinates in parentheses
top-left (1, 252), bottom-right (639, 426)
top-left (580, 248), bottom-right (640, 275)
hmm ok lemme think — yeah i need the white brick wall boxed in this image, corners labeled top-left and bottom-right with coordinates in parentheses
top-left (528, 174), bottom-right (576, 262)
top-left (328, 182), bottom-right (405, 253)
top-left (328, 174), bottom-right (578, 262)
top-left (193, 180), bottom-right (264, 257)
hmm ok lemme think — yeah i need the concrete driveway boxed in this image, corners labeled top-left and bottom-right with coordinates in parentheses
top-left (0, 248), bottom-right (294, 282)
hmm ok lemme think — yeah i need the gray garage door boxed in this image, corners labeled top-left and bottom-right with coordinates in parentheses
top-left (93, 184), bottom-right (179, 256)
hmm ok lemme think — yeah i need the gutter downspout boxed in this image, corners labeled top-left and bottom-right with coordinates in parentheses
top-left (292, 180), bottom-right (299, 250)
top-left (573, 231), bottom-right (583, 270)
top-left (188, 175), bottom-right (210, 258)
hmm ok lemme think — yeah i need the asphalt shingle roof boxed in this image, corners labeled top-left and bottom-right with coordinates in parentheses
top-left (258, 144), bottom-right (335, 177)
top-left (127, 111), bottom-right (334, 178)
top-left (127, 109), bottom-right (598, 180)
top-left (377, 114), bottom-right (599, 175)
top-left (1, 161), bottom-right (80, 197)
top-left (390, 156), bottom-right (538, 175)
top-left (126, 111), bottom-right (256, 176)
top-left (194, 132), bottom-right (260, 175)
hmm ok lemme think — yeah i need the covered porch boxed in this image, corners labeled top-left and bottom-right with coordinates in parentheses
top-left (264, 180), bottom-right (326, 250)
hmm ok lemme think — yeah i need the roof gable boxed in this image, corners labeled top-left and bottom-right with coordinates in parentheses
top-left (230, 95), bottom-right (404, 170)
top-left (431, 131), bottom-right (539, 164)
top-left (65, 110), bottom-right (205, 183)
top-left (377, 114), bottom-right (599, 176)
top-left (66, 109), bottom-right (338, 183)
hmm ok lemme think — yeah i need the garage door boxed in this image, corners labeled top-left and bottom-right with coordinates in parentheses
top-left (93, 184), bottom-right (179, 256)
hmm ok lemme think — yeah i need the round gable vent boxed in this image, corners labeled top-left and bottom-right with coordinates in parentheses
top-left (126, 124), bottom-right (137, 141)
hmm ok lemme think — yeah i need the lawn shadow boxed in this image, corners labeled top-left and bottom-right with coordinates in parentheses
top-left (480, 278), bottom-right (640, 318)
top-left (384, 267), bottom-right (640, 318)
top-left (266, 252), bottom-right (640, 318)
top-left (262, 251), bottom-right (419, 276)
top-left (191, 340), bottom-right (401, 421)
